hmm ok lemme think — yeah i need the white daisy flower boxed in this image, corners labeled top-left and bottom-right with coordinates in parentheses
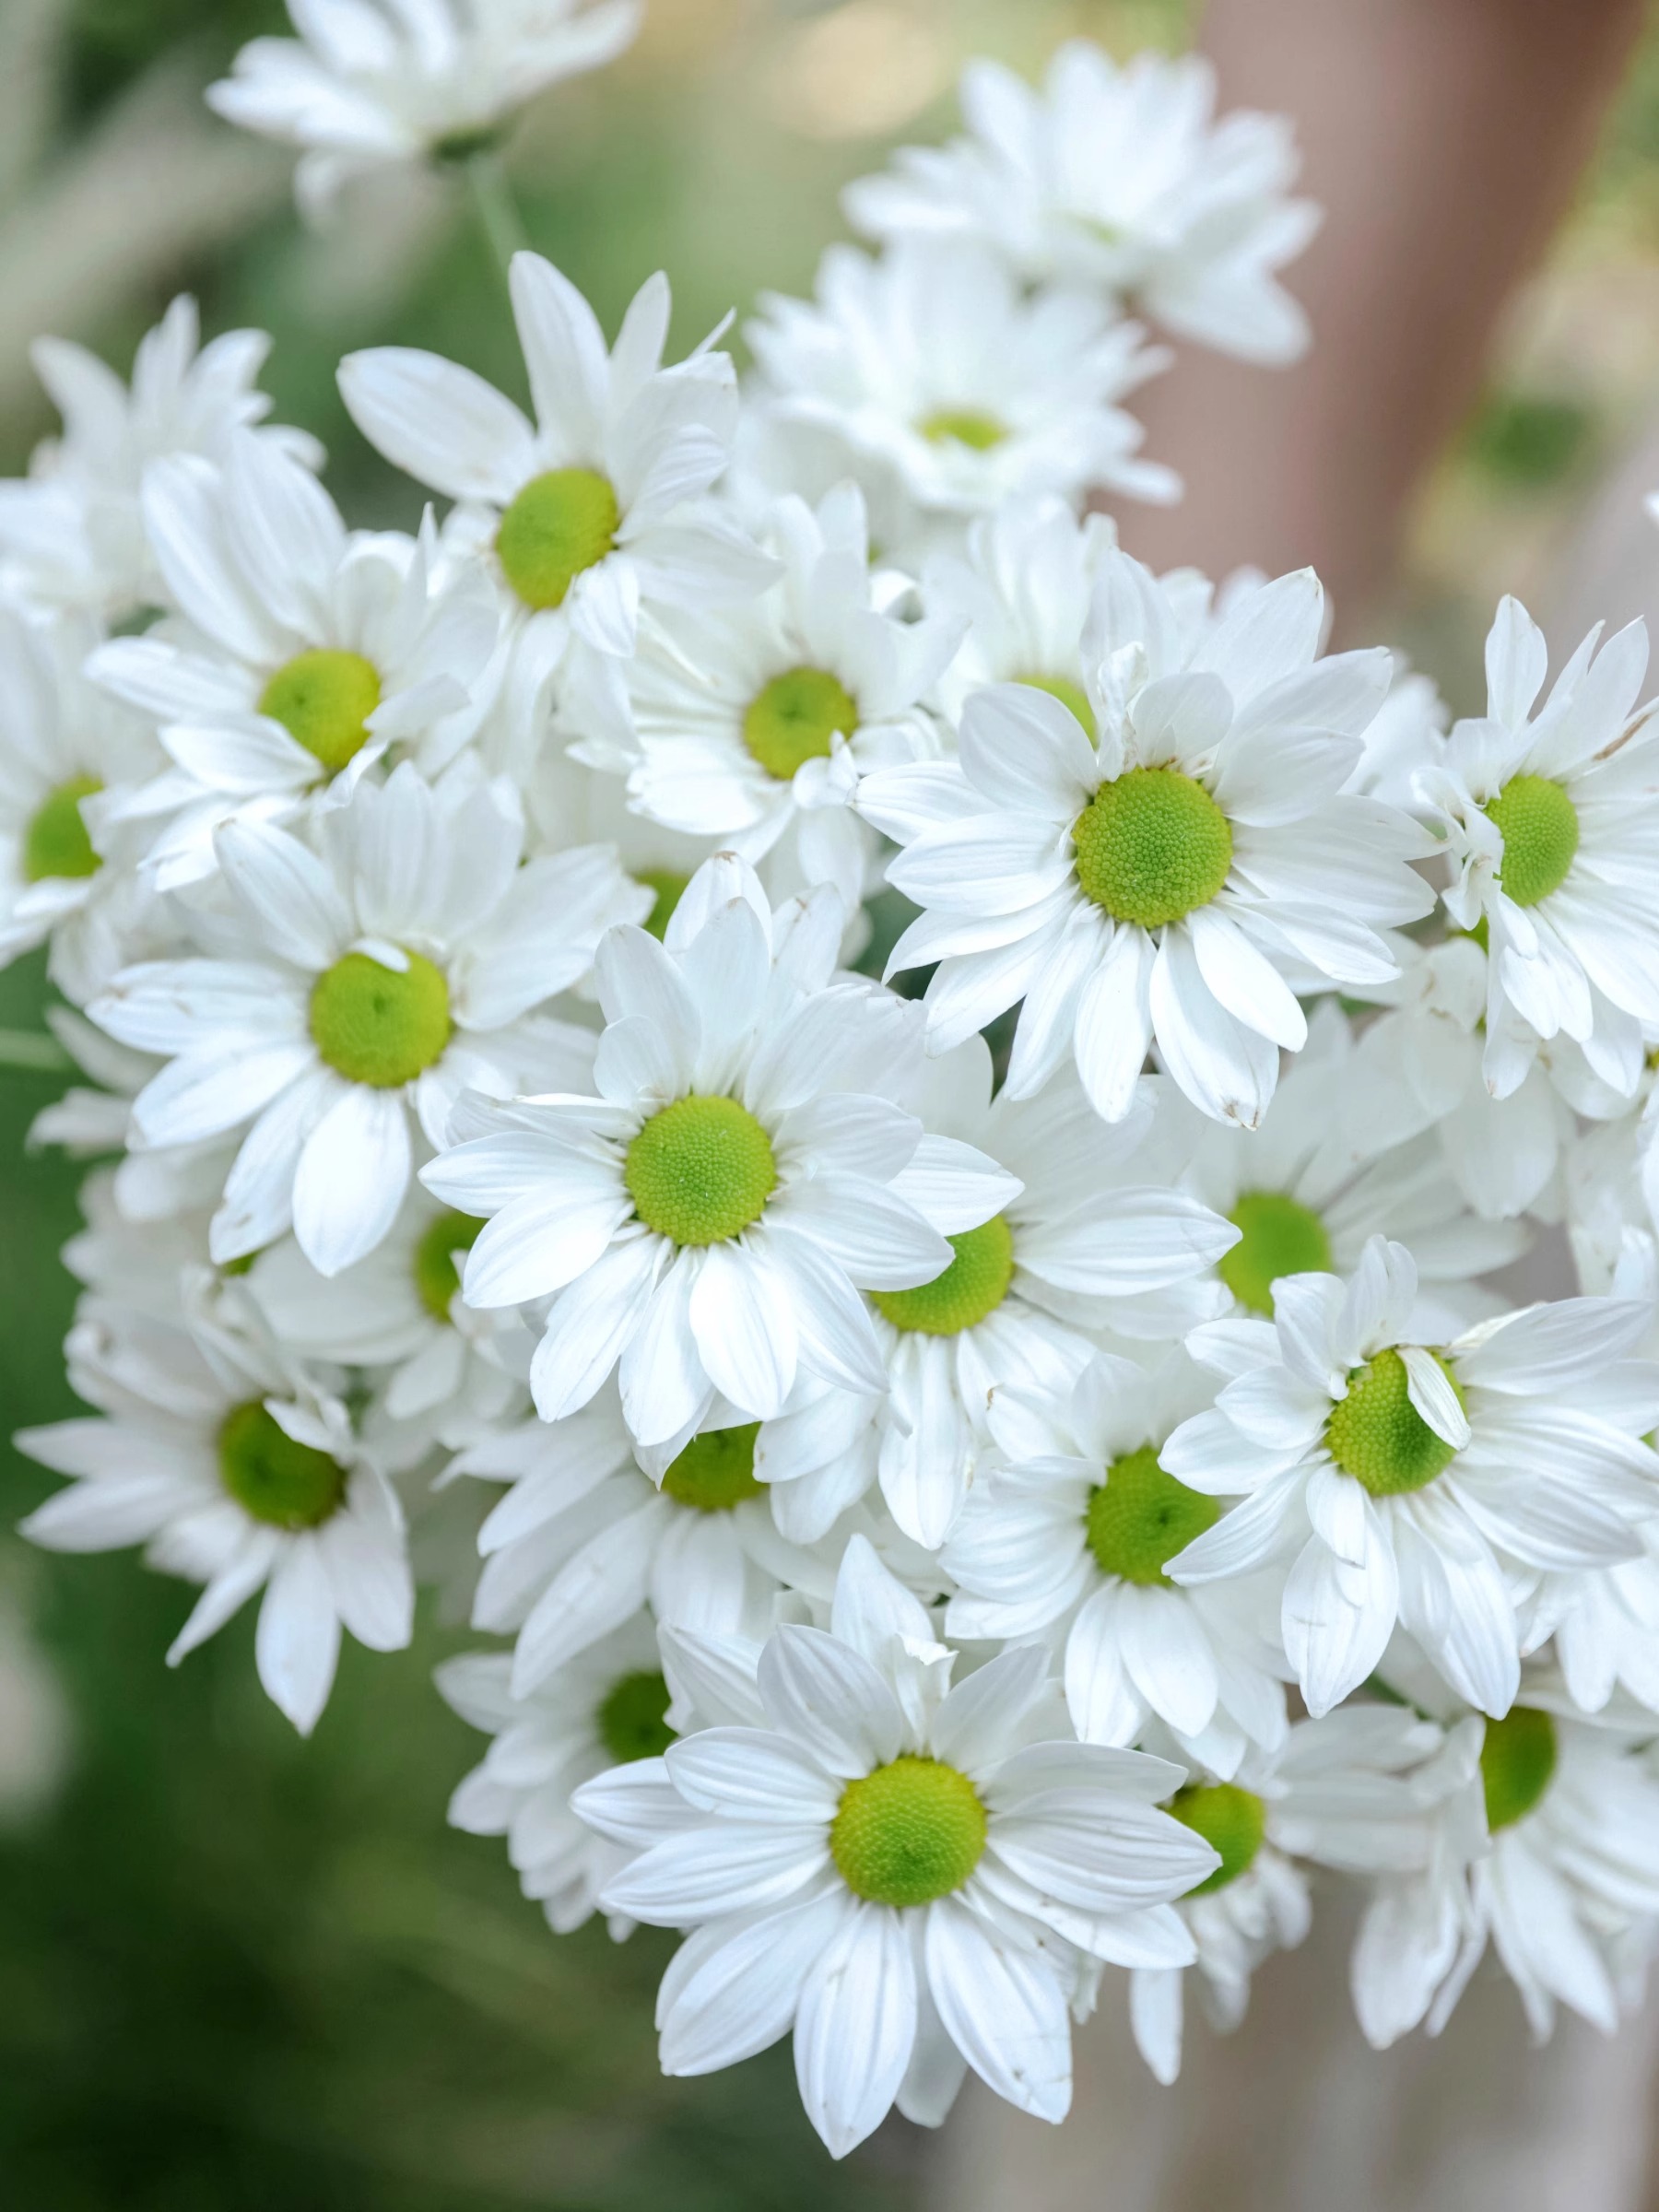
top-left (209, 0), bottom-right (643, 219)
top-left (1129, 1704), bottom-right (1445, 2084)
top-left (339, 253), bottom-right (773, 661)
top-left (944, 1347), bottom-right (1288, 1778)
top-left (582, 481), bottom-right (962, 922)
top-left (573, 1536), bottom-right (1218, 2155)
top-left (0, 296), bottom-right (320, 622)
top-left (421, 854), bottom-right (1016, 1447)
top-left (1162, 1235), bottom-right (1659, 1718)
top-left (864, 556), bottom-right (1431, 1127)
top-left (1418, 595), bottom-right (1659, 1104)
top-left (0, 608), bottom-right (166, 1005)
top-left (843, 45), bottom-right (1318, 366)
top-left (746, 241), bottom-right (1178, 533)
top-left (88, 432), bottom-right (500, 890)
top-left (18, 1277), bottom-right (412, 1734)
top-left (89, 761), bottom-right (639, 1275)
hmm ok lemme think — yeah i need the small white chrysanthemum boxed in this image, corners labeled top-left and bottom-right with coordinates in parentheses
top-left (844, 45), bottom-right (1318, 365)
top-left (944, 1347), bottom-right (1287, 1776)
top-left (747, 242), bottom-right (1177, 532)
top-left (1418, 596), bottom-right (1659, 1103)
top-left (89, 762), bottom-right (636, 1275)
top-left (1162, 1236), bottom-right (1659, 1718)
top-left (865, 557), bottom-right (1432, 1126)
top-left (573, 1537), bottom-right (1218, 2155)
top-left (0, 297), bottom-right (319, 622)
top-left (209, 0), bottom-right (643, 218)
top-left (0, 608), bottom-right (165, 1005)
top-left (422, 855), bottom-right (1015, 1447)
top-left (88, 434), bottom-right (500, 889)
top-left (583, 482), bottom-right (962, 922)
top-left (18, 1277), bottom-right (412, 1734)
top-left (1129, 1705), bottom-right (1444, 2083)
top-left (340, 253), bottom-right (772, 661)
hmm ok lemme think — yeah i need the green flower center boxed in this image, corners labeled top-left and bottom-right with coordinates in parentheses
top-left (636, 868), bottom-right (689, 942)
top-left (741, 666), bottom-right (860, 782)
top-left (1218, 1191), bottom-right (1334, 1316)
top-left (595, 1669), bottom-right (675, 1764)
top-left (24, 775), bottom-right (101, 883)
top-left (870, 1214), bottom-right (1015, 1337)
top-left (1072, 767), bottom-right (1234, 929)
top-left (1085, 1444), bottom-right (1220, 1587)
top-left (1019, 673), bottom-right (1097, 742)
top-left (1480, 1707), bottom-right (1557, 1833)
top-left (413, 1209), bottom-right (484, 1322)
top-left (1170, 1782), bottom-right (1265, 1896)
top-left (495, 467), bottom-right (620, 611)
top-left (309, 949), bottom-right (453, 1089)
top-left (218, 1400), bottom-right (347, 1530)
top-left (624, 1095), bottom-right (778, 1247)
top-left (1324, 1347), bottom-right (1464, 1497)
top-left (916, 408), bottom-right (1006, 452)
top-left (659, 1423), bottom-right (764, 1512)
top-left (830, 1756), bottom-right (987, 1907)
top-left (1484, 773), bottom-right (1579, 909)
top-left (259, 649), bottom-right (382, 774)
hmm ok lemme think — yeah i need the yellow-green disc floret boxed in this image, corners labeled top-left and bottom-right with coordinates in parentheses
top-left (916, 408), bottom-right (1006, 452)
top-left (1169, 1782), bottom-right (1265, 1896)
top-left (595, 1669), bottom-right (676, 1764)
top-left (660, 1423), bottom-right (765, 1512)
top-left (1072, 767), bottom-right (1234, 929)
top-left (495, 467), bottom-right (620, 611)
top-left (259, 649), bottom-right (382, 774)
top-left (830, 1756), bottom-right (988, 1906)
top-left (636, 868), bottom-right (690, 943)
top-left (218, 1400), bottom-right (347, 1530)
top-left (742, 667), bottom-right (859, 782)
top-left (1085, 1445), bottom-right (1221, 1587)
top-left (870, 1215), bottom-right (1015, 1337)
top-left (1218, 1191), bottom-right (1334, 1316)
top-left (1484, 772), bottom-right (1579, 909)
top-left (1324, 1347), bottom-right (1465, 1498)
top-left (310, 949), bottom-right (453, 1088)
top-left (623, 1095), bottom-right (778, 1247)
top-left (1019, 673), bottom-right (1097, 742)
top-left (1480, 1706), bottom-right (1557, 1833)
top-left (24, 774), bottom-right (102, 883)
top-left (413, 1209), bottom-right (484, 1322)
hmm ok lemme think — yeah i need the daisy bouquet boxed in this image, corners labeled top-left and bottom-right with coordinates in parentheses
top-left (13, 11), bottom-right (1659, 2159)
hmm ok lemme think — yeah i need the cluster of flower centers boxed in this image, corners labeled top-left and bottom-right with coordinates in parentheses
top-left (1218, 1191), bottom-right (1334, 1316)
top-left (624, 1095), bottom-right (778, 1246)
top-left (24, 775), bottom-right (102, 883)
top-left (1484, 772), bottom-right (1579, 909)
top-left (413, 1209), bottom-right (484, 1322)
top-left (635, 867), bottom-right (690, 942)
top-left (1019, 672), bottom-right (1098, 741)
top-left (595, 1669), bottom-right (676, 1764)
top-left (660, 1423), bottom-right (765, 1512)
top-left (259, 649), bottom-right (382, 774)
top-left (1324, 1347), bottom-right (1465, 1497)
top-left (218, 1399), bottom-right (347, 1530)
top-left (916, 407), bottom-right (1006, 451)
top-left (310, 948), bottom-right (453, 1088)
top-left (1072, 766), bottom-right (1234, 929)
top-left (871, 1214), bottom-right (1015, 1336)
top-left (1085, 1444), bottom-right (1220, 1587)
top-left (1169, 1782), bottom-right (1265, 1895)
top-left (742, 666), bottom-right (859, 782)
top-left (830, 1755), bottom-right (988, 1906)
top-left (496, 467), bottom-right (619, 610)
top-left (1480, 1706), bottom-right (1558, 1833)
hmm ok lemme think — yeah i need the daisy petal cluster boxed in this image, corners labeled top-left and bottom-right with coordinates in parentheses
top-left (18, 24), bottom-right (1659, 2164)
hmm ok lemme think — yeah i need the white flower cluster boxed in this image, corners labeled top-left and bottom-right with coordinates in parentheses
top-left (13, 23), bottom-right (1659, 2162)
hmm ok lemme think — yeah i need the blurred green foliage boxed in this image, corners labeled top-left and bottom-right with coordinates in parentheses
top-left (1462, 392), bottom-right (1595, 489)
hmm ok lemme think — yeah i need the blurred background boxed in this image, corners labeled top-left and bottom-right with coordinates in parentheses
top-left (6, 0), bottom-right (1659, 2204)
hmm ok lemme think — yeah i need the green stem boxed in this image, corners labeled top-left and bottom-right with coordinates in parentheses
top-left (0, 1028), bottom-right (72, 1075)
top-left (465, 151), bottom-right (531, 290)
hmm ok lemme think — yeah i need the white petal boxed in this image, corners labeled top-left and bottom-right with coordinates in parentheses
top-left (794, 1903), bottom-right (918, 2159)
